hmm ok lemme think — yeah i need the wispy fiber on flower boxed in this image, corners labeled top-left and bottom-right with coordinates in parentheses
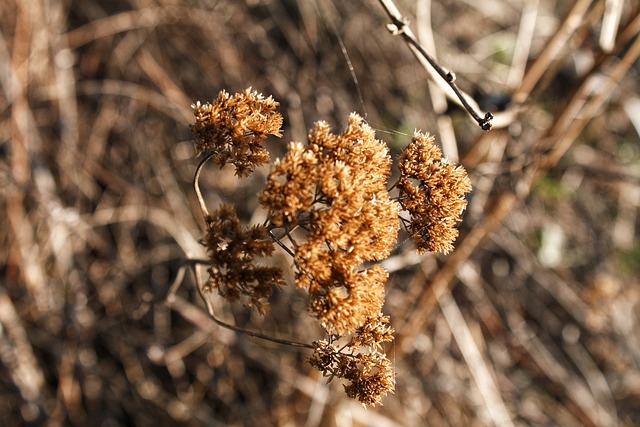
top-left (202, 204), bottom-right (285, 315)
top-left (309, 314), bottom-right (395, 406)
top-left (191, 87), bottom-right (283, 176)
top-left (397, 132), bottom-right (472, 254)
top-left (260, 113), bottom-right (399, 334)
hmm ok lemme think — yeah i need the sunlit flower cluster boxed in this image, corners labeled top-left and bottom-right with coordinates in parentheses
top-left (260, 113), bottom-right (399, 335)
top-left (190, 88), bottom-right (473, 406)
top-left (191, 87), bottom-right (283, 176)
top-left (397, 132), bottom-right (472, 254)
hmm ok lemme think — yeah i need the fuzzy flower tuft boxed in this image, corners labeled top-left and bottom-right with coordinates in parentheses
top-left (309, 314), bottom-right (395, 406)
top-left (397, 132), bottom-right (472, 254)
top-left (260, 113), bottom-right (399, 334)
top-left (202, 204), bottom-right (285, 315)
top-left (191, 87), bottom-right (283, 176)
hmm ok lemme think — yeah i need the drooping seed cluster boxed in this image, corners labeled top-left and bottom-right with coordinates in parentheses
top-left (202, 204), bottom-right (285, 315)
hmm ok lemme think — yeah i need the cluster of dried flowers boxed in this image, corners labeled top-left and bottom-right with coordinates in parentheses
top-left (189, 88), bottom-right (472, 406)
top-left (397, 132), bottom-right (473, 253)
top-left (191, 87), bottom-right (283, 176)
top-left (260, 113), bottom-right (398, 335)
top-left (201, 203), bottom-right (285, 315)
top-left (309, 315), bottom-right (395, 406)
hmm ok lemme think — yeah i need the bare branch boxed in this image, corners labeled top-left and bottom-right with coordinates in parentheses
top-left (376, 0), bottom-right (494, 131)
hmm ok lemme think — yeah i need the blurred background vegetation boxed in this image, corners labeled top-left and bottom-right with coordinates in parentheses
top-left (1, 0), bottom-right (640, 425)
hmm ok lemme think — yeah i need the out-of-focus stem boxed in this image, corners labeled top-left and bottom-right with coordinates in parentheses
top-left (376, 0), bottom-right (493, 131)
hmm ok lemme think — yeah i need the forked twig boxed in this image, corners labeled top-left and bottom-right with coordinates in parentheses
top-left (376, 0), bottom-right (493, 131)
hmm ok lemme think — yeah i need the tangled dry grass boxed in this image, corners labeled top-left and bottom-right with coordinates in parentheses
top-left (2, 0), bottom-right (640, 425)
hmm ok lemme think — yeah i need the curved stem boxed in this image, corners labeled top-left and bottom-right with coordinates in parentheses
top-left (207, 309), bottom-right (313, 348)
top-left (194, 152), bottom-right (215, 219)
top-left (189, 262), bottom-right (313, 349)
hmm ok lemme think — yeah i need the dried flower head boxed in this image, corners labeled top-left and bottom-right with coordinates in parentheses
top-left (309, 315), bottom-right (395, 406)
top-left (202, 203), bottom-right (285, 315)
top-left (307, 264), bottom-right (388, 334)
top-left (397, 132), bottom-right (472, 254)
top-left (260, 113), bottom-right (399, 334)
top-left (348, 314), bottom-right (395, 349)
top-left (191, 87), bottom-right (283, 176)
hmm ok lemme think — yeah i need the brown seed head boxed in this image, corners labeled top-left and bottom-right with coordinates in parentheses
top-left (202, 203), bottom-right (285, 314)
top-left (309, 315), bottom-right (395, 406)
top-left (397, 132), bottom-right (472, 253)
top-left (260, 113), bottom-right (399, 334)
top-left (191, 87), bottom-right (283, 176)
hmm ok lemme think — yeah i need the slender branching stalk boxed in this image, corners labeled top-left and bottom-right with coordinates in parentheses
top-left (376, 0), bottom-right (494, 130)
top-left (193, 152), bottom-right (214, 218)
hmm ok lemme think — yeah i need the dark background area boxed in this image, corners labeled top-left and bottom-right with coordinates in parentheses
top-left (1, 0), bottom-right (640, 426)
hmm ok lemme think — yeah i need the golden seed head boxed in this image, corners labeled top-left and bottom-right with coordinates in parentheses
top-left (398, 131), bottom-right (472, 254)
top-left (260, 113), bottom-right (399, 334)
top-left (191, 87), bottom-right (283, 176)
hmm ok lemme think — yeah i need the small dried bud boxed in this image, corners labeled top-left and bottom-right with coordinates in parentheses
top-left (348, 314), bottom-right (395, 349)
top-left (309, 317), bottom-right (395, 407)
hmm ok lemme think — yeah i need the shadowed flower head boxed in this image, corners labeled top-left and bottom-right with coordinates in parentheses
top-left (202, 204), bottom-right (285, 315)
top-left (397, 132), bottom-right (472, 254)
top-left (191, 87), bottom-right (283, 176)
top-left (260, 113), bottom-right (399, 334)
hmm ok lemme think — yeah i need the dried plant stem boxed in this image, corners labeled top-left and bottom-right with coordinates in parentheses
top-left (506, 0), bottom-right (539, 89)
top-left (166, 261), bottom-right (313, 349)
top-left (376, 0), bottom-right (493, 131)
top-left (193, 152), bottom-right (215, 218)
top-left (267, 229), bottom-right (296, 258)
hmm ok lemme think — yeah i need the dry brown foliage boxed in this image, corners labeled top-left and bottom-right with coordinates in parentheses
top-left (2, 0), bottom-right (640, 425)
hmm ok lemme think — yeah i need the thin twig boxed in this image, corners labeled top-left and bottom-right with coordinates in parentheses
top-left (193, 152), bottom-right (215, 219)
top-left (166, 261), bottom-right (314, 349)
top-left (268, 229), bottom-right (297, 258)
top-left (376, 0), bottom-right (493, 131)
top-left (506, 0), bottom-right (539, 89)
